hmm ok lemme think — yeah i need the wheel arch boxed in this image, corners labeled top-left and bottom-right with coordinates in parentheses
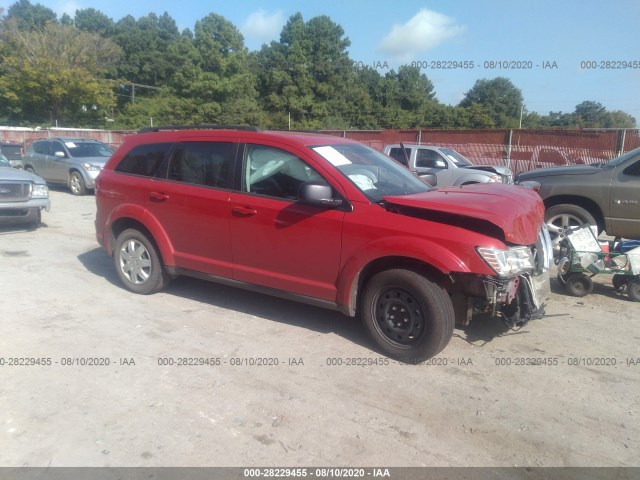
top-left (340, 256), bottom-right (453, 317)
top-left (109, 215), bottom-right (175, 269)
top-left (543, 195), bottom-right (605, 231)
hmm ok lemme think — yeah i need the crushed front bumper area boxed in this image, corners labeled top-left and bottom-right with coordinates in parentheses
top-left (461, 224), bottom-right (552, 326)
top-left (452, 270), bottom-right (550, 327)
top-left (484, 271), bottom-right (550, 326)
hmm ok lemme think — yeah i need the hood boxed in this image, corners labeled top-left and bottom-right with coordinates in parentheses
top-left (464, 164), bottom-right (511, 175)
top-left (0, 166), bottom-right (45, 184)
top-left (383, 183), bottom-right (544, 245)
top-left (517, 164), bottom-right (599, 180)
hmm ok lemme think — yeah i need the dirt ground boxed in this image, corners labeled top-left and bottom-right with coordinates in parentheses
top-left (0, 189), bottom-right (638, 468)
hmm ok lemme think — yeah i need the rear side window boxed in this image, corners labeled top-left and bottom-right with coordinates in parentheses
top-left (167, 142), bottom-right (236, 189)
top-left (388, 147), bottom-right (410, 165)
top-left (32, 141), bottom-right (50, 155)
top-left (115, 143), bottom-right (173, 177)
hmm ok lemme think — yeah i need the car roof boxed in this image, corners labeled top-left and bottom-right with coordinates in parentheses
top-left (47, 137), bottom-right (104, 142)
top-left (126, 127), bottom-right (358, 149)
top-left (386, 144), bottom-right (449, 149)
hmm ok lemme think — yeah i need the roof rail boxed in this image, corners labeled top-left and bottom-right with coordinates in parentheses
top-left (138, 124), bottom-right (261, 133)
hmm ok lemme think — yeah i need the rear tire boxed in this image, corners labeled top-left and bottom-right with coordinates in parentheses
top-left (361, 269), bottom-right (454, 363)
top-left (113, 228), bottom-right (169, 294)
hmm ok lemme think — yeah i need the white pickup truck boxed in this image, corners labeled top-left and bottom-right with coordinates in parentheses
top-left (384, 144), bottom-right (512, 187)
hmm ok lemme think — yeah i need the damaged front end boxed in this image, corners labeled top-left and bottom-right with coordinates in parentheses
top-left (453, 226), bottom-right (553, 327)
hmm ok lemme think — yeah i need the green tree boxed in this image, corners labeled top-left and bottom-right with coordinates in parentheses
top-left (0, 21), bottom-right (121, 126)
top-left (604, 110), bottom-right (636, 128)
top-left (459, 77), bottom-right (523, 128)
top-left (6, 0), bottom-right (56, 30)
top-left (114, 12), bottom-right (180, 88)
top-left (256, 12), bottom-right (355, 129)
top-left (75, 8), bottom-right (115, 36)
top-left (574, 101), bottom-right (607, 128)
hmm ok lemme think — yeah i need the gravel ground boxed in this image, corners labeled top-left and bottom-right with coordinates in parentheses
top-left (0, 189), bottom-right (638, 467)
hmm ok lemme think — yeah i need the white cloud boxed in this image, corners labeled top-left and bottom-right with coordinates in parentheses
top-left (241, 9), bottom-right (285, 44)
top-left (378, 9), bottom-right (466, 63)
top-left (54, 0), bottom-right (81, 18)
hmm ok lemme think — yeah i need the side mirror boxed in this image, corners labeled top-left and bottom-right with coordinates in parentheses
top-left (54, 151), bottom-right (66, 158)
top-left (418, 173), bottom-right (437, 187)
top-left (435, 159), bottom-right (446, 168)
top-left (298, 181), bottom-right (342, 208)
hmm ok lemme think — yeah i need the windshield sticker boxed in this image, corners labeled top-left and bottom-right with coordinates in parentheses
top-left (65, 142), bottom-right (77, 148)
top-left (313, 146), bottom-right (352, 166)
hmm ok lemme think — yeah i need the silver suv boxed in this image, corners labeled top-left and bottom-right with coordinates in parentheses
top-left (23, 137), bottom-right (113, 195)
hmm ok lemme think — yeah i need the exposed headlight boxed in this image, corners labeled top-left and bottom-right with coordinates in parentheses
top-left (82, 163), bottom-right (101, 171)
top-left (31, 183), bottom-right (49, 198)
top-left (477, 246), bottom-right (534, 277)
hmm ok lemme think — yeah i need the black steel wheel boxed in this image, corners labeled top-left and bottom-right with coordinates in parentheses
top-left (565, 273), bottom-right (594, 297)
top-left (113, 228), bottom-right (169, 294)
top-left (361, 269), bottom-right (454, 363)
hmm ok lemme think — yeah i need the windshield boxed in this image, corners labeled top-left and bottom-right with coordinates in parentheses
top-left (312, 143), bottom-right (430, 202)
top-left (603, 146), bottom-right (640, 168)
top-left (440, 148), bottom-right (473, 167)
top-left (65, 141), bottom-right (113, 158)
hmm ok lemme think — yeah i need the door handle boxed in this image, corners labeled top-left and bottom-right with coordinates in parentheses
top-left (232, 206), bottom-right (258, 216)
top-left (149, 191), bottom-right (170, 202)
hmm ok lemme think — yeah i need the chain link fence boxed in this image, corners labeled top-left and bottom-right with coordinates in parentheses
top-left (2, 127), bottom-right (639, 175)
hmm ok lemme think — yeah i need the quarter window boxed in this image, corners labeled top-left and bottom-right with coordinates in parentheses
top-left (115, 142), bottom-right (172, 177)
top-left (243, 144), bottom-right (324, 200)
top-left (167, 142), bottom-right (235, 188)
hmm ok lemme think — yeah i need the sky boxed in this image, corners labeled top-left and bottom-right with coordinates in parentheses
top-left (2, 0), bottom-right (639, 119)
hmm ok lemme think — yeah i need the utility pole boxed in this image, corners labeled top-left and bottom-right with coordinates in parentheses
top-left (126, 82), bottom-right (162, 104)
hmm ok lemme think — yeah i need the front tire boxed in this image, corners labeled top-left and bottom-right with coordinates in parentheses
top-left (361, 269), bottom-right (454, 363)
top-left (69, 171), bottom-right (87, 196)
top-left (113, 228), bottom-right (169, 294)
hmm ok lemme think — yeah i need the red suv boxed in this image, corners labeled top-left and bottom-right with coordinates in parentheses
top-left (95, 126), bottom-right (552, 362)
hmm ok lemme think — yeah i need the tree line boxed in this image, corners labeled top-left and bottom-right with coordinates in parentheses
top-left (0, 0), bottom-right (636, 130)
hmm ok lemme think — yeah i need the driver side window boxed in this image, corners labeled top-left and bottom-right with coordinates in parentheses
top-left (416, 149), bottom-right (446, 169)
top-left (243, 144), bottom-right (323, 200)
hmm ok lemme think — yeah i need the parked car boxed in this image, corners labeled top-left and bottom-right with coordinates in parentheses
top-left (0, 153), bottom-right (50, 226)
top-left (0, 141), bottom-right (24, 168)
top-left (384, 144), bottom-right (512, 186)
top-left (95, 126), bottom-right (551, 363)
top-left (23, 137), bottom-right (113, 195)
top-left (515, 146), bottom-right (640, 246)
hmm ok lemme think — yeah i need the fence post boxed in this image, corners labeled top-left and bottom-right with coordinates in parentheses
top-left (417, 130), bottom-right (422, 145)
top-left (618, 129), bottom-right (626, 156)
top-left (506, 129), bottom-right (512, 169)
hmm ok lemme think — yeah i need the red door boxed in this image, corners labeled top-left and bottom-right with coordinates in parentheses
top-left (145, 141), bottom-right (236, 277)
top-left (229, 143), bottom-right (344, 301)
